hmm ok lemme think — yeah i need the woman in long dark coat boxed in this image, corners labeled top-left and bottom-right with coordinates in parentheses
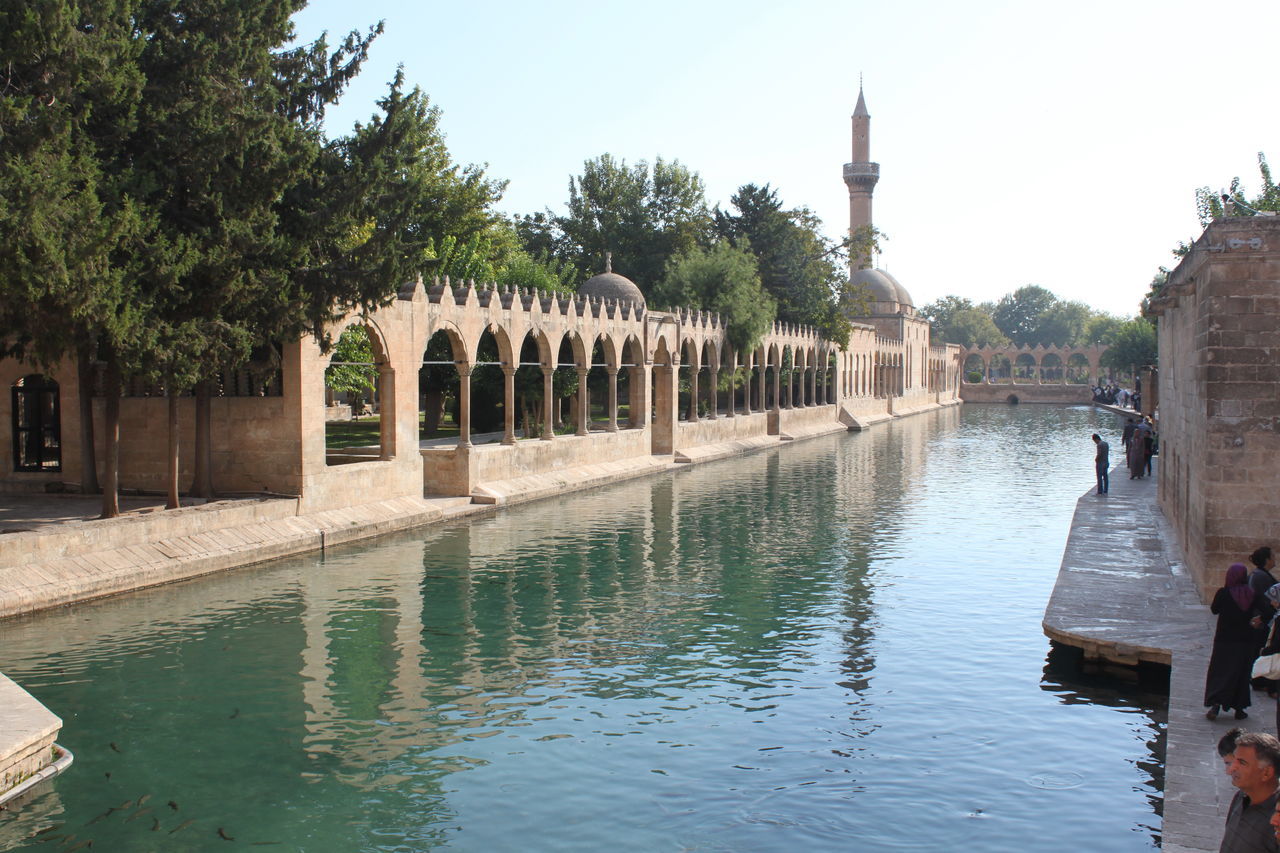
top-left (1205, 562), bottom-right (1264, 720)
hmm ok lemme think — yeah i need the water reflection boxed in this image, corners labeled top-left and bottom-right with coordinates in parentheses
top-left (0, 404), bottom-right (1161, 852)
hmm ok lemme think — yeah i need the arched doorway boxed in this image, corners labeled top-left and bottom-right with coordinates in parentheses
top-left (12, 374), bottom-right (61, 472)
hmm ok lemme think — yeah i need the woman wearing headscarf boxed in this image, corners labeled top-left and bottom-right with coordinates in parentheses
top-left (1204, 563), bottom-right (1265, 720)
top-left (1127, 419), bottom-right (1150, 479)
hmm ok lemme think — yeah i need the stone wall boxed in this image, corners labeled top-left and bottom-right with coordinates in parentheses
top-left (959, 383), bottom-right (1093, 404)
top-left (1148, 216), bottom-right (1280, 598)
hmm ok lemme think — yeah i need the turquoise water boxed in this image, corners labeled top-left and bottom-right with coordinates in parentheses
top-left (0, 405), bottom-right (1165, 851)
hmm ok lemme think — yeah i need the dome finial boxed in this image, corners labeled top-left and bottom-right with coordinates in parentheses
top-left (604, 251), bottom-right (612, 274)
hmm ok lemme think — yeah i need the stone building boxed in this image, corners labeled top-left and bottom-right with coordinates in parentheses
top-left (0, 94), bottom-right (962, 513)
top-left (1147, 215), bottom-right (1280, 598)
top-left (843, 87), bottom-right (938, 411)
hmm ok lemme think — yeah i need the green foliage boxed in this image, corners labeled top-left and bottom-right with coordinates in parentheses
top-left (1100, 318), bottom-right (1157, 370)
top-left (654, 243), bottom-right (776, 352)
top-left (1082, 313), bottom-right (1126, 345)
top-left (0, 0), bottom-right (147, 369)
top-left (992, 285), bottom-right (1059, 346)
top-left (325, 325), bottom-right (377, 398)
top-left (715, 184), bottom-right (853, 345)
top-left (1195, 152), bottom-right (1280, 226)
top-left (518, 154), bottom-right (712, 291)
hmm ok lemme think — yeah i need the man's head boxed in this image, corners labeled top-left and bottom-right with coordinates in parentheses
top-left (1092, 434), bottom-right (1101, 443)
top-left (1220, 727), bottom-right (1246, 774)
top-left (1228, 732), bottom-right (1280, 798)
top-left (1252, 546), bottom-right (1274, 571)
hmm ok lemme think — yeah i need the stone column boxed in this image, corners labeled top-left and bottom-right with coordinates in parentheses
top-left (456, 366), bottom-right (472, 447)
top-left (378, 366), bottom-right (396, 459)
top-left (541, 367), bottom-right (554, 440)
top-left (501, 366), bottom-right (516, 445)
top-left (607, 367), bottom-right (619, 432)
top-left (752, 358), bottom-right (762, 412)
top-left (576, 368), bottom-right (589, 436)
top-left (772, 365), bottom-right (781, 412)
top-left (727, 367), bottom-right (737, 417)
top-left (688, 366), bottom-right (699, 422)
top-left (708, 368), bottom-right (719, 418)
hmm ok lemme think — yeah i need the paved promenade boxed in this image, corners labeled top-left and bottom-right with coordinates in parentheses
top-left (1043, 460), bottom-right (1249, 852)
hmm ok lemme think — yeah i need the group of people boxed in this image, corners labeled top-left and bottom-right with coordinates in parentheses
top-left (1206, 548), bottom-right (1280, 850)
top-left (1090, 416), bottom-right (1157, 495)
top-left (1122, 416), bottom-right (1156, 480)
top-left (1092, 383), bottom-right (1142, 411)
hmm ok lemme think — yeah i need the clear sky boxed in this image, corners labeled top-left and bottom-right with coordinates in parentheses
top-left (291, 0), bottom-right (1280, 318)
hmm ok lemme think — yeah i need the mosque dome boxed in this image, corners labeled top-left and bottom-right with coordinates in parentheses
top-left (580, 256), bottom-right (646, 309)
top-left (852, 268), bottom-right (914, 313)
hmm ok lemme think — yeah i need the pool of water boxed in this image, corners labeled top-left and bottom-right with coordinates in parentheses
top-left (0, 404), bottom-right (1166, 851)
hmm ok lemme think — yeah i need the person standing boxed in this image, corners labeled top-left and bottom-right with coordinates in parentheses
top-left (1092, 434), bottom-right (1109, 495)
top-left (1122, 417), bottom-right (1137, 454)
top-left (1206, 563), bottom-right (1266, 720)
top-left (1220, 731), bottom-right (1280, 852)
top-left (1128, 419), bottom-right (1151, 479)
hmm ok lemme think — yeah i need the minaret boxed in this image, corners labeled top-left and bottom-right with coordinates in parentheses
top-left (843, 83), bottom-right (879, 272)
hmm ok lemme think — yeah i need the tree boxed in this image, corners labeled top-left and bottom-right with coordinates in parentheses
top-left (1100, 318), bottom-right (1157, 373)
top-left (2, 4), bottom-right (504, 515)
top-left (1082, 313), bottom-right (1126, 346)
top-left (948, 308), bottom-right (1009, 348)
top-left (520, 154), bottom-right (712, 291)
top-left (715, 184), bottom-right (852, 344)
top-left (992, 285), bottom-right (1060, 345)
top-left (326, 326), bottom-right (377, 411)
top-left (653, 243), bottom-right (776, 352)
top-left (0, 0), bottom-right (148, 511)
top-left (1036, 300), bottom-right (1092, 346)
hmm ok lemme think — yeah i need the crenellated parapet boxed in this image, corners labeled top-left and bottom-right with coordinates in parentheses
top-left (958, 343), bottom-right (1109, 385)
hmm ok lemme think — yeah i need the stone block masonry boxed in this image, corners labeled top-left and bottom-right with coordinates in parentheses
top-left (1148, 216), bottom-right (1280, 599)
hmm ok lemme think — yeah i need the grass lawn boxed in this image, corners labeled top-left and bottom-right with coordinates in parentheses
top-left (325, 415), bottom-right (461, 449)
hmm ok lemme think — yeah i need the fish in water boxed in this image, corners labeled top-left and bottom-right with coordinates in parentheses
top-left (125, 808), bottom-right (153, 824)
top-left (217, 827), bottom-right (236, 841)
top-left (33, 825), bottom-right (62, 837)
top-left (151, 818), bottom-right (160, 832)
top-left (118, 800), bottom-right (133, 810)
top-left (169, 819), bottom-right (196, 835)
top-left (65, 841), bottom-right (93, 852)
top-left (229, 709), bottom-right (240, 719)
top-left (137, 795), bottom-right (151, 806)
top-left (85, 808), bottom-right (115, 826)
top-left (108, 743), bottom-right (121, 753)
top-left (167, 800), bottom-right (179, 812)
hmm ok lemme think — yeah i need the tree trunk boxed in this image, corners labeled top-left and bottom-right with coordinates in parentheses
top-left (99, 360), bottom-right (121, 519)
top-left (423, 387), bottom-right (443, 436)
top-left (190, 380), bottom-right (215, 500)
top-left (76, 348), bottom-right (99, 494)
top-left (166, 386), bottom-right (180, 509)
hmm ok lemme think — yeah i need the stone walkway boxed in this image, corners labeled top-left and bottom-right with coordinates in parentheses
top-left (1043, 459), bottom-right (1248, 852)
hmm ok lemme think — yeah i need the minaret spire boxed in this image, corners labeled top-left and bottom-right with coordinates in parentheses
top-left (843, 82), bottom-right (879, 273)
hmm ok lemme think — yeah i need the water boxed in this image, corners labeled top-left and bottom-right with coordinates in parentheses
top-left (0, 404), bottom-right (1166, 852)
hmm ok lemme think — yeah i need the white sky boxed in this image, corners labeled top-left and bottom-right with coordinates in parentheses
top-left (292, 0), bottom-right (1280, 318)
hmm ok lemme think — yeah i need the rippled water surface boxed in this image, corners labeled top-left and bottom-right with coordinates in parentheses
top-left (0, 405), bottom-right (1165, 851)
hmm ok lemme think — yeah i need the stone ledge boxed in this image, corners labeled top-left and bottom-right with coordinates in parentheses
top-left (0, 672), bottom-right (61, 799)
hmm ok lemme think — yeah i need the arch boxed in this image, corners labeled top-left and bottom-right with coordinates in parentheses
top-left (1066, 352), bottom-right (1091, 384)
top-left (11, 374), bottom-right (61, 472)
top-left (987, 353), bottom-right (1012, 384)
top-left (1039, 352), bottom-right (1063, 384)
top-left (963, 353), bottom-right (986, 384)
top-left (325, 322), bottom-right (393, 465)
top-left (418, 326), bottom-right (466, 449)
top-left (1013, 353), bottom-right (1037, 383)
